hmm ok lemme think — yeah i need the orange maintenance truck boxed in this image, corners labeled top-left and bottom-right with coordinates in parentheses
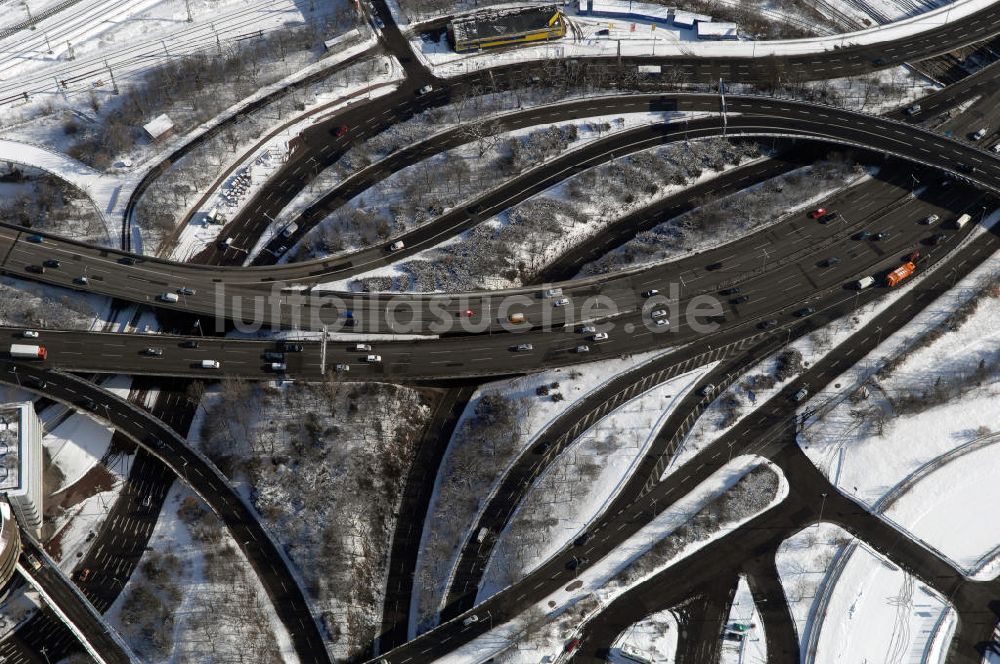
top-left (886, 262), bottom-right (916, 287)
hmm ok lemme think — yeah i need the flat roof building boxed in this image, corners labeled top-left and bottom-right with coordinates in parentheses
top-left (0, 403), bottom-right (43, 537)
top-left (696, 21), bottom-right (739, 39)
top-left (142, 114), bottom-right (174, 141)
top-left (449, 5), bottom-right (566, 53)
top-left (672, 10), bottom-right (712, 29)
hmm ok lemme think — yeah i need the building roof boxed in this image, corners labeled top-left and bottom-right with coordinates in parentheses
top-left (673, 10), bottom-right (712, 27)
top-left (451, 5), bottom-right (561, 43)
top-left (142, 113), bottom-right (174, 139)
top-left (697, 21), bottom-right (739, 37)
top-left (0, 403), bottom-right (36, 495)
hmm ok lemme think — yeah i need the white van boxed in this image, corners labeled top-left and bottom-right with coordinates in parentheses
top-left (280, 222), bottom-right (298, 238)
top-left (389, 240), bottom-right (405, 251)
top-left (200, 360), bottom-right (221, 369)
top-left (158, 292), bottom-right (180, 303)
top-left (855, 276), bottom-right (875, 290)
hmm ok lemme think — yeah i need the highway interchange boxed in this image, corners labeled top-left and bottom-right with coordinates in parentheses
top-left (1, 1), bottom-right (999, 663)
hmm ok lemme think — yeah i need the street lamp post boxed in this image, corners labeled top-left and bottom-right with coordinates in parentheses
top-left (817, 492), bottom-right (828, 527)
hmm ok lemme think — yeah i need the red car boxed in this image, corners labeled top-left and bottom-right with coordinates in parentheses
top-left (79, 568), bottom-right (91, 582)
top-left (333, 125), bottom-right (349, 137)
top-left (565, 638), bottom-right (580, 653)
top-left (461, 309), bottom-right (474, 318)
top-left (907, 249), bottom-right (920, 262)
top-left (808, 207), bottom-right (826, 219)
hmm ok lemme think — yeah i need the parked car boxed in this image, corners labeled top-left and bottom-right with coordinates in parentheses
top-left (971, 127), bottom-right (988, 141)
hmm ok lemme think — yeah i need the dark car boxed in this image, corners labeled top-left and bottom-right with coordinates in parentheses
top-left (956, 162), bottom-right (974, 174)
top-left (280, 342), bottom-right (303, 352)
top-left (142, 347), bottom-right (164, 356)
top-left (822, 256), bottom-right (841, 268)
top-left (118, 256), bottom-right (137, 265)
top-left (818, 212), bottom-right (839, 224)
top-left (566, 557), bottom-right (589, 571)
top-left (466, 203), bottom-right (485, 215)
top-left (873, 231), bottom-right (889, 240)
top-left (180, 339), bottom-right (200, 348)
top-left (930, 232), bottom-right (947, 246)
top-left (731, 295), bottom-right (750, 304)
top-left (332, 125), bottom-right (349, 137)
top-left (705, 261), bottom-right (724, 271)
top-left (758, 318), bottom-right (778, 330)
top-left (263, 351), bottom-right (284, 362)
top-left (907, 250), bottom-right (920, 262)
top-left (855, 230), bottom-right (872, 241)
top-left (574, 532), bottom-right (592, 546)
top-left (26, 234), bottom-right (43, 243)
top-left (42, 259), bottom-right (61, 268)
top-left (534, 441), bottom-right (552, 455)
top-left (26, 376), bottom-right (47, 389)
top-left (25, 265), bottom-right (45, 274)
top-left (719, 287), bottom-right (740, 296)
top-left (565, 638), bottom-right (581, 653)
top-left (795, 307), bottom-right (816, 317)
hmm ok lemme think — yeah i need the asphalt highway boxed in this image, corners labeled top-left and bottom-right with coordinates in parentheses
top-left (0, 366), bottom-right (332, 664)
top-left (374, 216), bottom-right (1000, 664)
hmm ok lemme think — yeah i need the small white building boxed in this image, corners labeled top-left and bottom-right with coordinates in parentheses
top-left (672, 9), bottom-right (711, 29)
top-left (697, 21), bottom-right (739, 39)
top-left (0, 402), bottom-right (42, 537)
top-left (142, 113), bottom-right (175, 141)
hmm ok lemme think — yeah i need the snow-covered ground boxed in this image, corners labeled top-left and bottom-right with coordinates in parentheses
top-left (721, 576), bottom-right (767, 664)
top-left (0, 275), bottom-right (110, 330)
top-left (607, 609), bottom-right (678, 664)
top-left (799, 242), bottom-right (1000, 578)
top-left (105, 481), bottom-right (299, 662)
top-left (411, 346), bottom-right (683, 634)
top-left (431, 456), bottom-right (787, 664)
top-left (411, 0), bottom-right (988, 76)
top-left (42, 414), bottom-right (114, 489)
top-left (477, 364), bottom-right (715, 600)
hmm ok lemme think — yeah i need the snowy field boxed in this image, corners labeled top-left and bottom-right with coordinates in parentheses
top-left (776, 523), bottom-right (955, 664)
top-left (607, 609), bottom-right (678, 664)
top-left (721, 576), bottom-right (767, 664)
top-left (431, 456), bottom-right (787, 664)
top-left (799, 244), bottom-right (1000, 577)
top-left (477, 364), bottom-right (715, 600)
top-left (410, 346), bottom-right (681, 634)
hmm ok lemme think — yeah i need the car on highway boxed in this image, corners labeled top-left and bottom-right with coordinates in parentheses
top-left (905, 103), bottom-right (921, 115)
top-left (355, 343), bottom-right (372, 352)
top-left (574, 532), bottom-right (592, 546)
top-left (460, 309), bottom-right (474, 317)
top-left (873, 231), bottom-right (889, 240)
top-left (417, 84), bottom-right (434, 95)
top-left (332, 124), bottom-right (349, 137)
top-left (26, 235), bottom-right (43, 243)
top-left (792, 387), bottom-right (809, 402)
top-left (544, 287), bottom-right (563, 298)
top-left (177, 286), bottom-right (196, 295)
top-left (576, 345), bottom-right (590, 353)
top-left (25, 553), bottom-right (42, 570)
top-left (705, 261), bottom-right (724, 271)
top-left (929, 232), bottom-right (947, 246)
top-left (78, 568), bottom-right (92, 582)
top-left (388, 240), bottom-right (405, 251)
top-left (200, 360), bottom-right (221, 369)
top-left (466, 202), bottom-right (485, 215)
top-left (335, 363), bottom-right (350, 372)
top-left (719, 287), bottom-right (740, 295)
top-left (554, 297), bottom-right (570, 307)
top-left (566, 557), bottom-right (589, 570)
top-left (907, 249), bottom-right (920, 262)
top-left (993, 142), bottom-right (1000, 154)
top-left (25, 265), bottom-right (44, 274)
top-left (651, 309), bottom-right (667, 319)
top-left (731, 295), bottom-right (750, 304)
top-left (462, 615), bottom-right (480, 626)
top-left (26, 376), bottom-right (47, 389)
top-left (74, 275), bottom-right (89, 285)
top-left (924, 214), bottom-right (940, 225)
top-left (818, 212), bottom-right (839, 224)
top-left (758, 319), bottom-right (778, 330)
top-left (808, 207), bottom-right (826, 219)
top-left (565, 638), bottom-right (581, 653)
top-left (42, 259), bottom-right (61, 268)
top-left (280, 342), bottom-right (303, 352)
top-left (580, 325), bottom-right (596, 335)
top-left (263, 352), bottom-right (284, 361)
top-left (268, 362), bottom-right (287, 372)
top-left (534, 441), bottom-right (552, 454)
top-left (142, 347), bottom-right (164, 356)
top-left (795, 307), bottom-right (816, 317)
top-left (592, 332), bottom-right (608, 342)
top-left (515, 343), bottom-right (534, 352)
top-left (956, 162), bottom-right (975, 174)
top-left (971, 127), bottom-right (988, 141)
top-left (641, 289), bottom-right (659, 297)
top-left (118, 256), bottom-right (137, 265)
top-left (21, 330), bottom-right (39, 338)
top-left (158, 292), bottom-right (180, 303)
top-left (821, 256), bottom-right (840, 268)
top-left (366, 354), bottom-right (382, 363)
top-left (181, 339), bottom-right (200, 348)
top-left (854, 230), bottom-right (872, 240)
top-left (217, 237), bottom-right (233, 249)
top-left (700, 384), bottom-right (715, 396)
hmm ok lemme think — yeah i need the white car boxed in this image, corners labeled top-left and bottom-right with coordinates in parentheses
top-left (200, 360), bottom-right (221, 369)
top-left (417, 84), bottom-right (433, 95)
top-left (389, 240), bottom-right (405, 251)
top-left (992, 142), bottom-right (1000, 154)
top-left (580, 325), bottom-right (596, 335)
top-left (516, 343), bottom-right (533, 352)
top-left (924, 214), bottom-right (940, 225)
top-left (21, 330), bottom-right (39, 338)
top-left (655, 318), bottom-right (668, 327)
top-left (576, 345), bottom-right (590, 353)
top-left (366, 354), bottom-right (382, 363)
top-left (554, 297), bottom-right (569, 307)
top-left (972, 127), bottom-right (988, 141)
top-left (462, 614), bottom-right (479, 626)
top-left (335, 364), bottom-right (350, 372)
top-left (544, 287), bottom-right (563, 298)
top-left (651, 309), bottom-right (667, 319)
top-left (592, 332), bottom-right (608, 342)
top-left (793, 387), bottom-right (809, 402)
top-left (355, 343), bottom-right (372, 352)
top-left (699, 384), bottom-right (715, 396)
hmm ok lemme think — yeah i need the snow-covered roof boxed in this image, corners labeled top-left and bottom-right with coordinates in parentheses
top-left (450, 5), bottom-right (562, 43)
top-left (697, 21), bottom-right (739, 38)
top-left (142, 113), bottom-right (175, 140)
top-left (673, 10), bottom-right (712, 27)
top-left (323, 28), bottom-right (361, 51)
top-left (587, 0), bottom-right (671, 21)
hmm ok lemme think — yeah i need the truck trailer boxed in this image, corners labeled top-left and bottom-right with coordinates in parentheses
top-left (886, 261), bottom-right (916, 287)
top-left (9, 344), bottom-right (46, 360)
